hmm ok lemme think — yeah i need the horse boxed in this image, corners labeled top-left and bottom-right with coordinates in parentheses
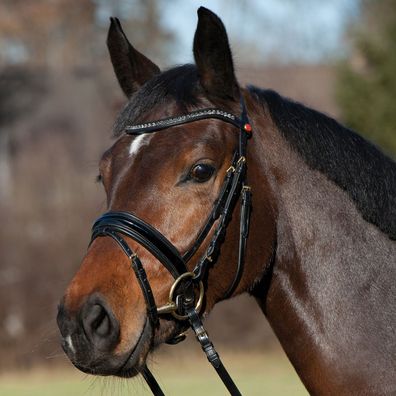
top-left (57, 7), bottom-right (396, 395)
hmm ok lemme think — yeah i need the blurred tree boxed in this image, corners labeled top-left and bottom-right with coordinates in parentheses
top-left (0, 0), bottom-right (174, 69)
top-left (0, 0), bottom-right (96, 69)
top-left (336, 0), bottom-right (396, 156)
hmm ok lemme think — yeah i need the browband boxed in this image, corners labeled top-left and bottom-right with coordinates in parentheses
top-left (125, 108), bottom-right (241, 134)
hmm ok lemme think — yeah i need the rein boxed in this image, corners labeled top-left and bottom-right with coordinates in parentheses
top-left (90, 97), bottom-right (252, 395)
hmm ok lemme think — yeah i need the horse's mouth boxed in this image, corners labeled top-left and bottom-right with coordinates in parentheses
top-left (64, 317), bottom-right (152, 378)
top-left (63, 310), bottom-right (185, 378)
top-left (116, 317), bottom-right (187, 377)
top-left (115, 318), bottom-right (152, 378)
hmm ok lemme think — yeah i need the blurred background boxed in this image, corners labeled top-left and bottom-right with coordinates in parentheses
top-left (0, 0), bottom-right (395, 394)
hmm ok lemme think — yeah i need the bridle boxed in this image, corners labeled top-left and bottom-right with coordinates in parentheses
top-left (91, 98), bottom-right (252, 395)
top-left (90, 96), bottom-right (252, 395)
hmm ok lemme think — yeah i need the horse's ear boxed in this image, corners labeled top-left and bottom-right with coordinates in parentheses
top-left (107, 17), bottom-right (160, 98)
top-left (193, 7), bottom-right (239, 101)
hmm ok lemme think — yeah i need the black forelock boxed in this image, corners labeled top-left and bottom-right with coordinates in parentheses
top-left (249, 87), bottom-right (396, 240)
top-left (114, 64), bottom-right (205, 136)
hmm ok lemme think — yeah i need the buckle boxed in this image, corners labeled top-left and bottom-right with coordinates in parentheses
top-left (237, 156), bottom-right (246, 166)
top-left (157, 272), bottom-right (204, 320)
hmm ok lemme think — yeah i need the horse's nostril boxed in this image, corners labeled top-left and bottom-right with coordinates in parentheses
top-left (87, 304), bottom-right (111, 337)
top-left (81, 295), bottom-right (120, 350)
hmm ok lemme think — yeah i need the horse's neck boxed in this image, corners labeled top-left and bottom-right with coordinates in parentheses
top-left (252, 113), bottom-right (396, 395)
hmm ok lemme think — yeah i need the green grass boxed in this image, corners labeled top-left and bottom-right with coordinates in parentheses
top-left (0, 350), bottom-right (308, 396)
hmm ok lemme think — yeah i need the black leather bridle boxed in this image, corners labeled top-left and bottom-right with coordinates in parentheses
top-left (90, 97), bottom-right (252, 395)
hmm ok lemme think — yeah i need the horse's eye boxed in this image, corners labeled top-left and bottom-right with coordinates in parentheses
top-left (190, 163), bottom-right (215, 183)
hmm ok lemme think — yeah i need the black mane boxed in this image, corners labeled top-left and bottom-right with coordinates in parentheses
top-left (250, 87), bottom-right (396, 240)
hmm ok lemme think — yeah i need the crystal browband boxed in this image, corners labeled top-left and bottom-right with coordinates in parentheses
top-left (125, 108), bottom-right (241, 134)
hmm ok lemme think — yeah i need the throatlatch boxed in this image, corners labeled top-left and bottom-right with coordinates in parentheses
top-left (91, 96), bottom-right (252, 396)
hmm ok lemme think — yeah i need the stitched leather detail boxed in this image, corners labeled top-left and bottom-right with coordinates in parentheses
top-left (125, 108), bottom-right (241, 134)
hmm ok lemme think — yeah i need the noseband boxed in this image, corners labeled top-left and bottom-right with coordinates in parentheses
top-left (90, 97), bottom-right (252, 395)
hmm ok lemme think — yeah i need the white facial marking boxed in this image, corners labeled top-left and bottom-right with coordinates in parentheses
top-left (65, 335), bottom-right (76, 354)
top-left (129, 134), bottom-right (152, 156)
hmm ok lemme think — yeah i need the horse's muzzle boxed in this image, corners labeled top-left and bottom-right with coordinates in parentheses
top-left (57, 292), bottom-right (147, 376)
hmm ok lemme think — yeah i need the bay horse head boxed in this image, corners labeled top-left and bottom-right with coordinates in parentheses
top-left (57, 6), bottom-right (276, 387)
top-left (57, 6), bottom-right (396, 395)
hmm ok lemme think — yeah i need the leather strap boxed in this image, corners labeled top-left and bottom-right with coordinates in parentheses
top-left (92, 212), bottom-right (187, 279)
top-left (142, 366), bottom-right (165, 396)
top-left (223, 185), bottom-right (252, 299)
top-left (186, 308), bottom-right (241, 396)
top-left (182, 151), bottom-right (238, 263)
top-left (125, 108), bottom-right (241, 134)
top-left (192, 156), bottom-right (246, 282)
top-left (91, 228), bottom-right (159, 327)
